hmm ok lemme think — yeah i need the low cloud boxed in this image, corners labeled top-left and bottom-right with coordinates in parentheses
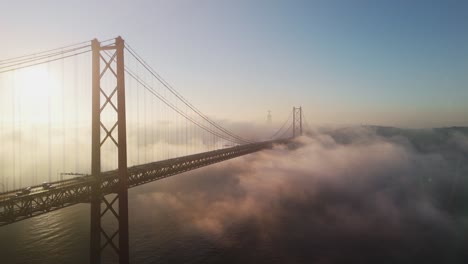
top-left (133, 127), bottom-right (468, 263)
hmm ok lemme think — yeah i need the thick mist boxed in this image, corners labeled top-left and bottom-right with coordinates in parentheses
top-left (1, 126), bottom-right (467, 263)
top-left (131, 127), bottom-right (468, 263)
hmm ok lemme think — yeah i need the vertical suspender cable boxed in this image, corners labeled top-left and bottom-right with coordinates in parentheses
top-left (74, 53), bottom-right (79, 172)
top-left (0, 77), bottom-right (3, 190)
top-left (136, 60), bottom-right (140, 164)
top-left (48, 63), bottom-right (52, 182)
top-left (62, 55), bottom-right (66, 176)
top-left (33, 100), bottom-right (37, 185)
top-left (144, 71), bottom-right (147, 163)
top-left (151, 77), bottom-right (155, 161)
top-left (12, 72), bottom-right (16, 190)
top-left (18, 71), bottom-right (22, 188)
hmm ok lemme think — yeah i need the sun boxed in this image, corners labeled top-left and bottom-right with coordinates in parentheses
top-left (14, 65), bottom-right (61, 123)
top-left (16, 66), bottom-right (57, 99)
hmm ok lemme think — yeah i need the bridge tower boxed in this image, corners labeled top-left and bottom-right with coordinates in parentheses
top-left (90, 37), bottom-right (129, 264)
top-left (292, 106), bottom-right (302, 137)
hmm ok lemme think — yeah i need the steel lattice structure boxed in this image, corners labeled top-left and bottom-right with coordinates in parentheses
top-left (293, 106), bottom-right (303, 137)
top-left (89, 37), bottom-right (130, 264)
top-left (0, 36), bottom-right (299, 264)
top-left (0, 139), bottom-right (286, 226)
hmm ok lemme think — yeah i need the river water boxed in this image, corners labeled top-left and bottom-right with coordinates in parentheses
top-left (0, 175), bottom-right (286, 264)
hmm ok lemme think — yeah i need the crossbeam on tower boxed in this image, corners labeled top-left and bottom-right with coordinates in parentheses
top-left (90, 37), bottom-right (129, 264)
top-left (293, 106), bottom-right (302, 137)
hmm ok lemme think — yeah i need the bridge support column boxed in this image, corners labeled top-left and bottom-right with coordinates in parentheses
top-left (293, 106), bottom-right (302, 137)
top-left (90, 37), bottom-right (129, 264)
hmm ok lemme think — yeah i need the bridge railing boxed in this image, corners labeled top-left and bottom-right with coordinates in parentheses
top-left (0, 139), bottom-right (289, 226)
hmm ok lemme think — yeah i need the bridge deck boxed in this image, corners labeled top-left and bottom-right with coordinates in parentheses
top-left (0, 139), bottom-right (289, 226)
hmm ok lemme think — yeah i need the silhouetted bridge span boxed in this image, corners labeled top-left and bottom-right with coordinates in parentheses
top-left (0, 36), bottom-right (303, 264)
top-left (0, 139), bottom-right (288, 225)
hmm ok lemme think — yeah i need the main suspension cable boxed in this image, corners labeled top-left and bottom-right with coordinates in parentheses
top-left (270, 111), bottom-right (293, 139)
top-left (0, 39), bottom-right (91, 63)
top-left (124, 43), bottom-right (253, 144)
top-left (124, 68), bottom-right (244, 144)
top-left (0, 49), bottom-right (91, 74)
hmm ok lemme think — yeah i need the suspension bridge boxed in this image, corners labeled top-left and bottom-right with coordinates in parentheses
top-left (0, 37), bottom-right (305, 264)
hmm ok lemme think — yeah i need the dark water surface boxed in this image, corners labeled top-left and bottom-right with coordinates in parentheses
top-left (0, 188), bottom-right (218, 264)
top-left (0, 180), bottom-right (288, 264)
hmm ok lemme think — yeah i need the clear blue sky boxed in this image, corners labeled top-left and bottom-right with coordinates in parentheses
top-left (1, 0), bottom-right (467, 127)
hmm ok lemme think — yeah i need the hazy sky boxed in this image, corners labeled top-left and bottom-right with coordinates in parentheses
top-left (1, 0), bottom-right (467, 127)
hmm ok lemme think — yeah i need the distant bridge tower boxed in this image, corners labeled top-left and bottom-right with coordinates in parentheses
top-left (293, 106), bottom-right (302, 137)
top-left (267, 110), bottom-right (272, 125)
top-left (90, 37), bottom-right (129, 264)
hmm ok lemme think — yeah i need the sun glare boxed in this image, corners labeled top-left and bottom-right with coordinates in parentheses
top-left (16, 66), bottom-right (54, 98)
top-left (14, 66), bottom-right (61, 123)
